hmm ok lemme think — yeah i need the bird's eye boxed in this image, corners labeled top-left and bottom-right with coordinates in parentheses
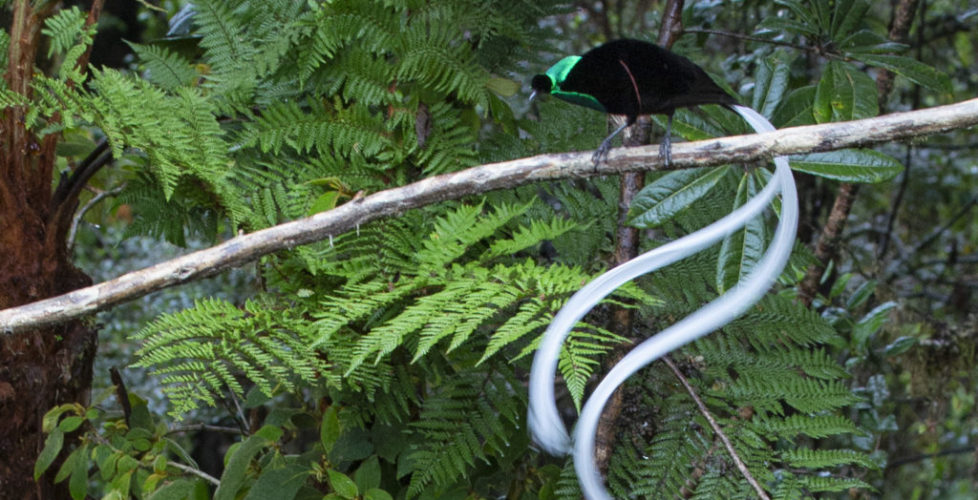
top-left (530, 75), bottom-right (553, 93)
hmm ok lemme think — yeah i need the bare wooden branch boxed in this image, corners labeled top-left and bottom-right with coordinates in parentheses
top-left (1, 97), bottom-right (977, 334)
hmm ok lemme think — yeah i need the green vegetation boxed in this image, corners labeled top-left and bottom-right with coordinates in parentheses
top-left (5, 0), bottom-right (974, 498)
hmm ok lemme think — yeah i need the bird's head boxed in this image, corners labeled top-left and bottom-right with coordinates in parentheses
top-left (529, 55), bottom-right (581, 102)
top-left (529, 74), bottom-right (553, 102)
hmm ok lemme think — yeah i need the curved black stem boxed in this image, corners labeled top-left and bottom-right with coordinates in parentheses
top-left (51, 138), bottom-right (112, 210)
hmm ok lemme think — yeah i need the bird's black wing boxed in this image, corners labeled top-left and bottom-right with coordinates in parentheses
top-left (558, 41), bottom-right (649, 118)
top-left (558, 39), bottom-right (736, 118)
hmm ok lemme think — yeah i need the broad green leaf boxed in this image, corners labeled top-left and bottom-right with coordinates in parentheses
top-left (365, 488), bottom-right (394, 500)
top-left (327, 469), bottom-right (359, 499)
top-left (883, 336), bottom-right (917, 356)
top-left (94, 445), bottom-right (120, 481)
top-left (354, 456), bottom-right (382, 491)
top-left (214, 433), bottom-right (275, 500)
top-left (109, 469), bottom-right (134, 497)
top-left (146, 479), bottom-right (194, 500)
top-left (717, 174), bottom-right (766, 293)
top-left (34, 428), bottom-right (64, 479)
top-left (243, 463), bottom-right (309, 500)
top-left (790, 149), bottom-right (902, 183)
top-left (54, 442), bottom-right (85, 483)
top-left (814, 61), bottom-right (877, 123)
top-left (846, 280), bottom-right (877, 309)
top-left (836, 29), bottom-right (905, 54)
top-left (58, 415), bottom-right (85, 433)
top-left (486, 76), bottom-right (519, 97)
top-left (69, 447), bottom-right (88, 500)
top-left (855, 54), bottom-right (952, 93)
top-left (752, 57), bottom-right (791, 117)
top-left (830, 0), bottom-right (869, 40)
top-left (852, 301), bottom-right (897, 349)
top-left (629, 166), bottom-right (729, 228)
top-left (308, 191), bottom-right (341, 215)
top-left (320, 406), bottom-right (341, 453)
top-left (254, 424), bottom-right (283, 442)
top-left (142, 473), bottom-right (166, 495)
top-left (42, 404), bottom-right (79, 433)
top-left (772, 86), bottom-right (816, 128)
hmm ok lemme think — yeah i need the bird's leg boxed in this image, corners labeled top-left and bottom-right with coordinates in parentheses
top-left (659, 113), bottom-right (674, 167)
top-left (592, 119), bottom-right (631, 166)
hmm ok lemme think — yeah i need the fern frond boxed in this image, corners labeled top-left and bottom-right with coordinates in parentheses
top-left (396, 21), bottom-right (490, 109)
top-left (404, 364), bottom-right (523, 496)
top-left (131, 298), bottom-right (326, 417)
top-left (240, 99), bottom-right (390, 159)
top-left (129, 43), bottom-right (199, 91)
top-left (42, 6), bottom-right (90, 58)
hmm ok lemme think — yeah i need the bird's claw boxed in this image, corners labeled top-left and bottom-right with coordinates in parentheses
top-left (658, 136), bottom-right (672, 167)
top-left (592, 138), bottom-right (613, 167)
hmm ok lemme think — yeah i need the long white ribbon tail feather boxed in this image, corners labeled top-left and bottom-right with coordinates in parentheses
top-left (527, 105), bottom-right (799, 499)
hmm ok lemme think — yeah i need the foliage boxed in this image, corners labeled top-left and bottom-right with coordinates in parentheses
top-left (18, 0), bottom-right (977, 498)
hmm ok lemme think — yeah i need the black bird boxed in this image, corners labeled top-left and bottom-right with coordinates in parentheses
top-left (530, 39), bottom-right (737, 165)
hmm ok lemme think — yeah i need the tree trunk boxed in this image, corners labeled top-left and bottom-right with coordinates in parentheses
top-left (1, 1), bottom-right (97, 497)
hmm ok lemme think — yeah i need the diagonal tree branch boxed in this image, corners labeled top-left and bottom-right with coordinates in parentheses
top-left (0, 98), bottom-right (977, 334)
top-left (663, 356), bottom-right (770, 500)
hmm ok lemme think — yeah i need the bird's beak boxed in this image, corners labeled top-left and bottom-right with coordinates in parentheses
top-left (529, 90), bottom-right (538, 102)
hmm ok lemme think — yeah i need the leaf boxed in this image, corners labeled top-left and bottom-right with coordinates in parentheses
top-left (814, 61), bottom-right (878, 123)
top-left (364, 488), bottom-right (394, 500)
top-left (34, 428), bottom-right (64, 480)
top-left (629, 166), bottom-right (729, 228)
top-left (790, 149), bottom-right (903, 183)
top-left (58, 415), bottom-right (85, 433)
top-left (771, 85), bottom-right (817, 128)
top-left (846, 280), bottom-right (877, 309)
top-left (69, 448), bottom-right (88, 500)
top-left (327, 469), bottom-right (359, 499)
top-left (752, 57), bottom-right (791, 118)
top-left (320, 406), bottom-right (341, 453)
top-left (213, 433), bottom-right (275, 500)
top-left (146, 479), bottom-right (194, 500)
top-left (883, 336), bottom-right (917, 357)
top-left (854, 54), bottom-right (952, 93)
top-left (486, 76), bottom-right (519, 97)
top-left (243, 463), bottom-right (309, 500)
top-left (852, 301), bottom-right (897, 349)
top-left (354, 456), bottom-right (382, 491)
top-left (42, 404), bottom-right (79, 433)
top-left (54, 442), bottom-right (85, 483)
top-left (830, 0), bottom-right (870, 40)
top-left (716, 174), bottom-right (766, 293)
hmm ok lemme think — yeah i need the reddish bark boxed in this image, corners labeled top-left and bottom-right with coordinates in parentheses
top-left (0, 1), bottom-right (98, 497)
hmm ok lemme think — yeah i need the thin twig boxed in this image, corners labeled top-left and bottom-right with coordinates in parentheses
top-left (67, 183), bottom-right (126, 251)
top-left (167, 460), bottom-right (220, 486)
top-left (910, 197), bottom-right (978, 254)
top-left (886, 445), bottom-right (975, 468)
top-left (683, 28), bottom-right (813, 51)
top-left (878, 146), bottom-right (913, 257)
top-left (663, 356), bottom-right (770, 500)
top-left (166, 424), bottom-right (244, 436)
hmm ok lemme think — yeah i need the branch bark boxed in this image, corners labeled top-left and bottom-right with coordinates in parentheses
top-left (1, 97), bottom-right (977, 334)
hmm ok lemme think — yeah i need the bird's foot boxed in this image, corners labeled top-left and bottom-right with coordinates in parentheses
top-left (592, 137), bottom-right (613, 167)
top-left (658, 138), bottom-right (672, 167)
